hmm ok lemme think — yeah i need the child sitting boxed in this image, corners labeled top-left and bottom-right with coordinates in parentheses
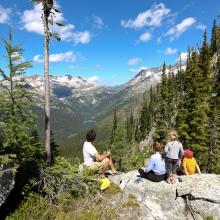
top-left (183, 149), bottom-right (201, 175)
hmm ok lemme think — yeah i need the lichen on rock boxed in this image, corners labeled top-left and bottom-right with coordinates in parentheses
top-left (109, 171), bottom-right (220, 220)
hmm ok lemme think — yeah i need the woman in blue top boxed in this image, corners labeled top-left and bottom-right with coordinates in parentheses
top-left (138, 142), bottom-right (166, 182)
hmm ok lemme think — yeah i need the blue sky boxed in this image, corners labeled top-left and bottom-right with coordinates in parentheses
top-left (0, 0), bottom-right (219, 85)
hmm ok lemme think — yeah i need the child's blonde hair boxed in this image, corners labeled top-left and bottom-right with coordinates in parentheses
top-left (168, 130), bottom-right (178, 141)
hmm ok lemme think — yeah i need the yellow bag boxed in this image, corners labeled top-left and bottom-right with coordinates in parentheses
top-left (100, 178), bottom-right (111, 191)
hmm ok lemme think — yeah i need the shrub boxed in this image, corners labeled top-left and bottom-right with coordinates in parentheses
top-left (6, 193), bottom-right (56, 220)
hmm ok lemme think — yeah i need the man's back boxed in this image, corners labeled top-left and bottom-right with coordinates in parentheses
top-left (83, 141), bottom-right (97, 166)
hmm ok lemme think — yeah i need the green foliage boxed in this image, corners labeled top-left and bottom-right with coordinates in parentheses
top-left (154, 62), bottom-right (171, 143)
top-left (6, 193), bottom-right (56, 220)
top-left (210, 19), bottom-right (217, 55)
top-left (123, 194), bottom-right (140, 207)
top-left (0, 30), bottom-right (43, 164)
top-left (105, 181), bottom-right (122, 195)
top-left (110, 108), bottom-right (118, 144)
top-left (40, 156), bottom-right (87, 202)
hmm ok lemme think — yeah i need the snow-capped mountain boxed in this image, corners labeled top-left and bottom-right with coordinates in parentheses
top-left (123, 64), bottom-right (186, 97)
top-left (15, 75), bottom-right (113, 101)
top-left (0, 63), bottom-right (185, 143)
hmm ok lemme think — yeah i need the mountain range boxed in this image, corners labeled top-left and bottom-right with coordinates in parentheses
top-left (1, 63), bottom-right (185, 144)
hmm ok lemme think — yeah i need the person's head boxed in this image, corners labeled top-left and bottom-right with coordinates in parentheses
top-left (184, 149), bottom-right (193, 158)
top-left (168, 130), bottom-right (178, 141)
top-left (86, 129), bottom-right (96, 142)
top-left (153, 142), bottom-right (163, 154)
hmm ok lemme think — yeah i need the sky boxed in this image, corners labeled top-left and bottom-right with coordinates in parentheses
top-left (0, 0), bottom-right (219, 86)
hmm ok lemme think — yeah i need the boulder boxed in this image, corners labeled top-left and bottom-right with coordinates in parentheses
top-left (0, 164), bottom-right (15, 207)
top-left (109, 171), bottom-right (220, 220)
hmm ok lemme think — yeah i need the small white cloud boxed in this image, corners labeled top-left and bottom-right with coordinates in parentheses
top-left (128, 58), bottom-right (142, 66)
top-left (176, 52), bottom-right (187, 62)
top-left (33, 55), bottom-right (43, 64)
top-left (139, 32), bottom-right (152, 42)
top-left (71, 31), bottom-right (91, 44)
top-left (33, 51), bottom-right (76, 64)
top-left (20, 4), bottom-right (91, 44)
top-left (196, 23), bottom-right (206, 31)
top-left (0, 5), bottom-right (11, 24)
top-left (166, 17), bottom-right (196, 40)
top-left (93, 16), bottom-right (104, 29)
top-left (96, 64), bottom-right (102, 69)
top-left (165, 47), bottom-right (177, 55)
top-left (87, 76), bottom-right (99, 84)
top-left (157, 37), bottom-right (162, 44)
top-left (121, 3), bottom-right (170, 29)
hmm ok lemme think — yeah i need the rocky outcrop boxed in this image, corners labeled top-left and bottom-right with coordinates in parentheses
top-left (109, 171), bottom-right (220, 220)
top-left (0, 164), bottom-right (16, 207)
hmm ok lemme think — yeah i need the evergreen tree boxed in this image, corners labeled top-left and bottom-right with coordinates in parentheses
top-left (154, 62), bottom-right (169, 142)
top-left (0, 31), bottom-right (42, 163)
top-left (139, 94), bottom-right (149, 140)
top-left (110, 124), bottom-right (127, 170)
top-left (176, 50), bottom-right (191, 144)
top-left (148, 85), bottom-right (155, 129)
top-left (183, 50), bottom-right (209, 167)
top-left (134, 120), bottom-right (140, 141)
top-left (206, 55), bottom-right (220, 173)
top-left (110, 108), bottom-right (117, 144)
top-left (126, 110), bottom-right (134, 142)
top-left (210, 19), bottom-right (217, 56)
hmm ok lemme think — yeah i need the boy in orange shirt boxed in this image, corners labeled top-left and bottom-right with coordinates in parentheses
top-left (183, 150), bottom-right (201, 175)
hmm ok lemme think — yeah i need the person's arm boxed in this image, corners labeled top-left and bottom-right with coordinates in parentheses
top-left (195, 162), bottom-right (201, 174)
top-left (179, 142), bottom-right (184, 159)
top-left (183, 160), bottom-right (189, 175)
top-left (164, 144), bottom-right (168, 153)
top-left (144, 156), bottom-right (154, 173)
top-left (95, 152), bottom-right (111, 162)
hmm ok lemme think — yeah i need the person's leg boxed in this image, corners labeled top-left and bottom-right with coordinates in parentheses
top-left (148, 173), bottom-right (166, 182)
top-left (166, 158), bottom-right (173, 183)
top-left (109, 154), bottom-right (117, 174)
top-left (100, 158), bottom-right (110, 177)
top-left (138, 168), bottom-right (148, 179)
top-left (139, 170), bottom-right (165, 182)
top-left (171, 159), bottom-right (178, 184)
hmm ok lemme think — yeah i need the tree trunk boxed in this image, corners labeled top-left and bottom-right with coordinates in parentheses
top-left (43, 13), bottom-right (51, 165)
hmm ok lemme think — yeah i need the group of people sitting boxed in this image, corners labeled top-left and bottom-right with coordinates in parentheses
top-left (83, 129), bottom-right (201, 183)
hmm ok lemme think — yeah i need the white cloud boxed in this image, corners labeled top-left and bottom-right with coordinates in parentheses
top-left (71, 31), bottom-right (91, 44)
top-left (20, 4), bottom-right (91, 44)
top-left (166, 17), bottom-right (196, 40)
top-left (157, 37), bottom-right (162, 44)
top-left (33, 55), bottom-right (43, 64)
top-left (0, 5), bottom-right (11, 24)
top-left (96, 64), bottom-right (102, 69)
top-left (121, 3), bottom-right (170, 30)
top-left (196, 23), bottom-right (206, 31)
top-left (93, 16), bottom-right (104, 29)
top-left (176, 52), bottom-right (187, 62)
top-left (139, 32), bottom-right (152, 42)
top-left (165, 47), bottom-right (177, 55)
top-left (33, 51), bottom-right (76, 64)
top-left (87, 76), bottom-right (99, 84)
top-left (128, 57), bottom-right (142, 66)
